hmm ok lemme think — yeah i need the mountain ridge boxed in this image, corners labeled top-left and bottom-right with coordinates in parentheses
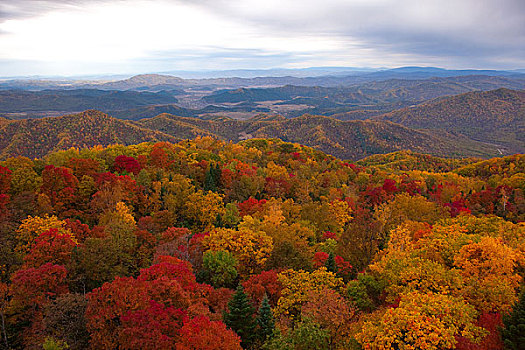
top-left (374, 88), bottom-right (525, 153)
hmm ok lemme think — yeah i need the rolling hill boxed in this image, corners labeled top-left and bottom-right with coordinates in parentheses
top-left (138, 113), bottom-right (500, 160)
top-left (0, 110), bottom-right (176, 159)
top-left (374, 88), bottom-right (525, 153)
top-left (0, 110), bottom-right (502, 160)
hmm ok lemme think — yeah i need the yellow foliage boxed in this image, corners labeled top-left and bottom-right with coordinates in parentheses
top-left (202, 227), bottom-right (273, 276)
top-left (356, 291), bottom-right (485, 350)
top-left (99, 202), bottom-right (137, 247)
top-left (327, 200), bottom-right (352, 231)
top-left (454, 236), bottom-right (523, 312)
top-left (275, 267), bottom-right (344, 320)
top-left (266, 161), bottom-right (289, 180)
top-left (183, 190), bottom-right (225, 230)
top-left (15, 215), bottom-right (72, 253)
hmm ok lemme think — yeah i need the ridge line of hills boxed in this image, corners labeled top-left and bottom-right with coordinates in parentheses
top-left (0, 108), bottom-right (510, 160)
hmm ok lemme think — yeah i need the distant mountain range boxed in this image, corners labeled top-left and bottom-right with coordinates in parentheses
top-left (1, 75), bottom-right (524, 121)
top-left (1, 66), bottom-right (524, 91)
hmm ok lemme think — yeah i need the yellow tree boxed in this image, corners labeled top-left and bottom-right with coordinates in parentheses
top-left (15, 215), bottom-right (71, 254)
top-left (275, 267), bottom-right (344, 321)
top-left (202, 227), bottom-right (273, 276)
top-left (356, 291), bottom-right (485, 350)
top-left (454, 236), bottom-right (523, 313)
top-left (183, 190), bottom-right (225, 230)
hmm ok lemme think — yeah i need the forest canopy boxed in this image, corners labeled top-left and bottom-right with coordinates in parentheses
top-left (0, 137), bottom-right (523, 349)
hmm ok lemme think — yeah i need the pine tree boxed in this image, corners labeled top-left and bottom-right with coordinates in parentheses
top-left (256, 294), bottom-right (275, 342)
top-left (204, 166), bottom-right (217, 192)
top-left (213, 163), bottom-right (222, 189)
top-left (502, 290), bottom-right (525, 350)
top-left (325, 252), bottom-right (337, 274)
top-left (224, 285), bottom-right (256, 348)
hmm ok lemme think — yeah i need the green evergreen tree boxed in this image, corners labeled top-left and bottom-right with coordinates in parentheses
top-left (225, 285), bottom-right (257, 349)
top-left (215, 212), bottom-right (224, 228)
top-left (213, 163), bottom-right (222, 188)
top-left (502, 290), bottom-right (525, 350)
top-left (325, 252), bottom-right (338, 274)
top-left (204, 166), bottom-right (217, 192)
top-left (256, 294), bottom-right (275, 342)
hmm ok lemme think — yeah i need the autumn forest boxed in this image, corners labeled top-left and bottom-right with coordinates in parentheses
top-left (0, 137), bottom-right (522, 349)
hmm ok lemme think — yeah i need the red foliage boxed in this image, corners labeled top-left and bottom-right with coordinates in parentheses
top-left (41, 165), bottom-right (79, 209)
top-left (113, 155), bottom-right (142, 175)
top-left (23, 228), bottom-right (77, 268)
top-left (220, 168), bottom-right (234, 189)
top-left (362, 185), bottom-right (389, 206)
top-left (265, 177), bottom-right (291, 198)
top-left (313, 252), bottom-right (353, 279)
top-left (444, 199), bottom-right (471, 217)
top-left (208, 287), bottom-right (234, 317)
top-left (242, 270), bottom-right (283, 307)
top-left (313, 251), bottom-right (330, 268)
top-left (237, 197), bottom-right (267, 217)
top-left (137, 216), bottom-right (157, 233)
top-left (119, 300), bottom-right (186, 350)
top-left (86, 276), bottom-right (149, 348)
top-left (234, 161), bottom-right (257, 177)
top-left (291, 152), bottom-right (304, 161)
top-left (0, 165), bottom-right (12, 193)
top-left (0, 193), bottom-right (10, 221)
top-left (149, 144), bottom-right (172, 169)
top-left (343, 162), bottom-right (362, 173)
top-left (399, 175), bottom-right (422, 195)
top-left (382, 178), bottom-right (398, 194)
top-left (456, 312), bottom-right (503, 350)
top-left (161, 227), bottom-right (192, 243)
top-left (67, 158), bottom-right (101, 178)
top-left (335, 255), bottom-right (353, 279)
top-left (176, 315), bottom-right (242, 350)
top-left (64, 218), bottom-right (93, 242)
top-left (10, 263), bottom-right (68, 309)
top-left (138, 259), bottom-right (197, 289)
top-left (86, 274), bottom-right (191, 349)
top-left (322, 231), bottom-right (337, 240)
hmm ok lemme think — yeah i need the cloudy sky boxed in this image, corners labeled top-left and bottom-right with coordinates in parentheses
top-left (0, 0), bottom-right (523, 76)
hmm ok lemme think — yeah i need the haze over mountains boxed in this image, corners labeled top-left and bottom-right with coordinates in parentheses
top-left (0, 67), bottom-right (523, 160)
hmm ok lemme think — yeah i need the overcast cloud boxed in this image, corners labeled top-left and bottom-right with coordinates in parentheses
top-left (0, 0), bottom-right (523, 76)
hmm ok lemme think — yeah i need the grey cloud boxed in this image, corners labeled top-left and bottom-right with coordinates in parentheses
top-left (0, 0), bottom-right (523, 69)
top-left (210, 0), bottom-right (525, 67)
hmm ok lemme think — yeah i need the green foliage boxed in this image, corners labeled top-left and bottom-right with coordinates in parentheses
top-left (204, 165), bottom-right (218, 192)
top-left (256, 295), bottom-right (275, 342)
top-left (199, 250), bottom-right (238, 288)
top-left (224, 285), bottom-right (257, 348)
top-left (347, 272), bottom-right (387, 312)
top-left (263, 319), bottom-right (330, 350)
top-left (502, 289), bottom-right (525, 350)
top-left (347, 280), bottom-right (373, 312)
top-left (325, 252), bottom-right (337, 274)
top-left (42, 338), bottom-right (69, 350)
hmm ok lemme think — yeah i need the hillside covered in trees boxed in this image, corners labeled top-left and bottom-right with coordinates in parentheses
top-left (0, 137), bottom-right (523, 349)
top-left (375, 88), bottom-right (525, 153)
top-left (0, 110), bottom-right (502, 160)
